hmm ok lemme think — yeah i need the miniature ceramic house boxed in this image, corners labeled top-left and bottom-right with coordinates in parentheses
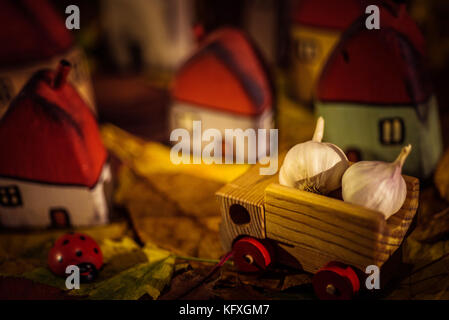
top-left (0, 0), bottom-right (95, 119)
top-left (315, 5), bottom-right (443, 178)
top-left (0, 62), bottom-right (111, 229)
top-left (170, 27), bottom-right (274, 161)
top-left (290, 0), bottom-right (364, 103)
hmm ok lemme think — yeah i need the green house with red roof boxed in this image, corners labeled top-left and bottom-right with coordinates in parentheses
top-left (315, 5), bottom-right (442, 178)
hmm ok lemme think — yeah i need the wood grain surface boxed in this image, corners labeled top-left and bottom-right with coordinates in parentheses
top-left (219, 161), bottom-right (419, 273)
top-left (216, 164), bottom-right (278, 251)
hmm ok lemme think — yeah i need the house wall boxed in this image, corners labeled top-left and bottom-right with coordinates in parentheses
top-left (170, 101), bottom-right (274, 162)
top-left (315, 96), bottom-right (443, 178)
top-left (0, 164), bottom-right (111, 228)
top-left (289, 25), bottom-right (341, 103)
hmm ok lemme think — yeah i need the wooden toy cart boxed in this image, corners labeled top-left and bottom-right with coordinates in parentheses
top-left (216, 164), bottom-right (419, 299)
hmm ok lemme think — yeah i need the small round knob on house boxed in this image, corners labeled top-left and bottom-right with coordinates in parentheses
top-left (48, 233), bottom-right (103, 282)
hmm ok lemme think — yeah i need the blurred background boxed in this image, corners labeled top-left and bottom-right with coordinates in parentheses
top-left (46, 0), bottom-right (449, 145)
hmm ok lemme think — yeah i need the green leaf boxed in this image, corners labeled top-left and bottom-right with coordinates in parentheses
top-left (22, 267), bottom-right (68, 290)
top-left (75, 255), bottom-right (174, 300)
top-left (13, 238), bottom-right (175, 300)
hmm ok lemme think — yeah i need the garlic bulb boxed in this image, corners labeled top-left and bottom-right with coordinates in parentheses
top-left (279, 117), bottom-right (349, 195)
top-left (342, 145), bottom-right (412, 219)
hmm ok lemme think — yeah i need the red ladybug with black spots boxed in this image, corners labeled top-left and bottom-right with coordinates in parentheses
top-left (48, 232), bottom-right (103, 282)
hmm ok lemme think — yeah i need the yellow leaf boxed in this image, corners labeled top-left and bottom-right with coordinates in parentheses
top-left (101, 124), bottom-right (250, 183)
top-left (100, 237), bottom-right (140, 262)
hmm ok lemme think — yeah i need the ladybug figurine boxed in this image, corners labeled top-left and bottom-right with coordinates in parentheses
top-left (48, 233), bottom-right (103, 282)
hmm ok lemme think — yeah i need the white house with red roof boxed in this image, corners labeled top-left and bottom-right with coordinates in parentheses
top-left (170, 28), bottom-right (275, 161)
top-left (0, 62), bottom-right (110, 228)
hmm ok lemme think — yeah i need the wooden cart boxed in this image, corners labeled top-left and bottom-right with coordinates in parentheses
top-left (216, 164), bottom-right (419, 299)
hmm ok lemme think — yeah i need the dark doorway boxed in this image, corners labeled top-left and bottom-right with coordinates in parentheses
top-left (49, 208), bottom-right (71, 228)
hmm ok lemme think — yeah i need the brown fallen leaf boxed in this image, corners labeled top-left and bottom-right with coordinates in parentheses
top-left (412, 206), bottom-right (449, 243)
top-left (415, 185), bottom-right (449, 226)
top-left (133, 216), bottom-right (204, 257)
top-left (0, 277), bottom-right (77, 300)
top-left (0, 258), bottom-right (42, 277)
top-left (435, 148), bottom-right (449, 202)
top-left (197, 231), bottom-right (224, 260)
top-left (281, 272), bottom-right (313, 291)
top-left (160, 267), bottom-right (219, 300)
top-left (145, 173), bottom-right (223, 219)
top-left (213, 284), bottom-right (269, 300)
top-left (389, 253), bottom-right (449, 299)
top-left (389, 203), bottom-right (449, 299)
top-left (114, 166), bottom-right (224, 259)
top-left (114, 167), bottom-right (180, 219)
top-left (219, 269), bottom-right (283, 291)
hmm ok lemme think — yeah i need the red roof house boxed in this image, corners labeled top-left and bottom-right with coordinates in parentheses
top-left (315, 4), bottom-right (442, 178)
top-left (289, 0), bottom-right (368, 102)
top-left (292, 0), bottom-right (364, 30)
top-left (173, 27), bottom-right (273, 116)
top-left (0, 0), bottom-right (95, 119)
top-left (0, 61), bottom-right (110, 229)
top-left (170, 27), bottom-right (274, 161)
top-left (0, 0), bottom-right (73, 68)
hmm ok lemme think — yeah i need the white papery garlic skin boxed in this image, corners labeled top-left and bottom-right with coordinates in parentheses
top-left (279, 117), bottom-right (349, 195)
top-left (342, 145), bottom-right (412, 219)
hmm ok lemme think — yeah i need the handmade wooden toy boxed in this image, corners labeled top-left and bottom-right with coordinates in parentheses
top-left (289, 0), bottom-right (364, 103)
top-left (48, 233), bottom-right (103, 282)
top-left (101, 0), bottom-right (194, 72)
top-left (170, 27), bottom-right (274, 160)
top-left (315, 4), bottom-right (443, 179)
top-left (0, 0), bottom-right (96, 119)
top-left (0, 61), bottom-right (111, 229)
top-left (216, 164), bottom-right (419, 299)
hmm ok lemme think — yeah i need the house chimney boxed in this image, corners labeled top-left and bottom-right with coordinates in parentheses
top-left (53, 60), bottom-right (71, 89)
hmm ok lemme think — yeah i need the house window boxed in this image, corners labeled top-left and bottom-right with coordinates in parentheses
top-left (379, 118), bottom-right (405, 145)
top-left (295, 38), bottom-right (319, 63)
top-left (0, 185), bottom-right (22, 207)
top-left (50, 208), bottom-right (71, 228)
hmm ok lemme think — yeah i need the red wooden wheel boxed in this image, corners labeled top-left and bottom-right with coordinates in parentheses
top-left (313, 262), bottom-right (360, 300)
top-left (232, 237), bottom-right (272, 272)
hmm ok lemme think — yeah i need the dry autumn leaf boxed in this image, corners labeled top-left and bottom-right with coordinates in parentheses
top-left (114, 166), bottom-right (224, 259)
top-left (435, 148), bottom-right (449, 202)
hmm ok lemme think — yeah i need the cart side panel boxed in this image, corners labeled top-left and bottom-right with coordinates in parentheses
top-left (216, 164), bottom-right (278, 251)
top-left (265, 183), bottom-right (387, 273)
top-left (217, 195), bottom-right (265, 252)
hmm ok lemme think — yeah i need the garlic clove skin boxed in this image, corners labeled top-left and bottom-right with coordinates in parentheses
top-left (279, 117), bottom-right (349, 195)
top-left (342, 145), bottom-right (411, 219)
